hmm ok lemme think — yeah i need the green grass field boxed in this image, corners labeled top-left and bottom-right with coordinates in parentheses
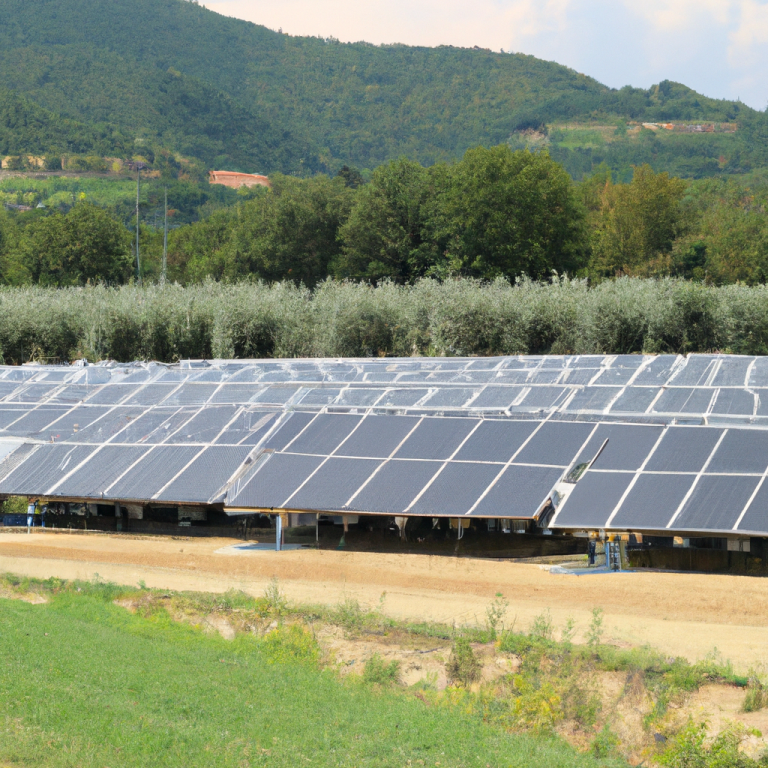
top-left (0, 582), bottom-right (626, 768)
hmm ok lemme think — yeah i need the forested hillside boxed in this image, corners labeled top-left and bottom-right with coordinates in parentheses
top-left (0, 0), bottom-right (766, 176)
top-left (0, 89), bottom-right (127, 158)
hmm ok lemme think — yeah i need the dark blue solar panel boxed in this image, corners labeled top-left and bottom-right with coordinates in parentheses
top-left (553, 471), bottom-right (634, 528)
top-left (336, 415), bottom-right (419, 458)
top-left (287, 458), bottom-right (382, 511)
top-left (348, 460), bottom-right (440, 515)
top-left (610, 473), bottom-right (694, 529)
top-left (106, 446), bottom-right (202, 500)
top-left (156, 446), bottom-right (252, 503)
top-left (263, 411), bottom-right (315, 451)
top-left (229, 453), bottom-right (324, 508)
top-left (707, 430), bottom-right (768, 475)
top-left (514, 421), bottom-right (595, 467)
top-left (287, 414), bottom-right (362, 455)
top-left (575, 424), bottom-right (663, 471)
top-left (409, 462), bottom-right (501, 516)
top-left (645, 427), bottom-right (723, 473)
top-left (563, 387), bottom-right (622, 412)
top-left (711, 389), bottom-right (755, 416)
top-left (672, 357), bottom-right (719, 386)
top-left (737, 480), bottom-right (768, 533)
top-left (454, 420), bottom-right (539, 463)
top-left (393, 417), bottom-right (477, 461)
top-left (672, 475), bottom-right (759, 531)
top-left (472, 464), bottom-right (563, 518)
top-left (651, 388), bottom-right (714, 414)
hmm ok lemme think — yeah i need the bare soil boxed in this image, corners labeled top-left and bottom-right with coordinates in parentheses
top-left (2, 531), bottom-right (768, 672)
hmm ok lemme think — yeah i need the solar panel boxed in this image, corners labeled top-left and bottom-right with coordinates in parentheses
top-left (632, 355), bottom-right (681, 385)
top-left (334, 388), bottom-right (387, 407)
top-left (609, 473), bottom-right (695, 529)
top-left (124, 383), bottom-right (179, 406)
top-left (287, 457), bottom-right (382, 511)
top-left (229, 452), bottom-right (325, 509)
top-left (453, 420), bottom-right (539, 463)
top-left (609, 387), bottom-right (660, 414)
top-left (671, 356), bottom-right (719, 386)
top-left (214, 410), bottom-right (280, 446)
top-left (0, 443), bottom-right (97, 495)
top-left (165, 405), bottom-right (238, 444)
top-left (515, 387), bottom-right (567, 410)
top-left (155, 446), bottom-right (252, 503)
top-left (2, 354), bottom-right (768, 535)
top-left (671, 475), bottom-right (760, 531)
top-left (472, 464), bottom-right (563, 518)
top-left (0, 443), bottom-right (37, 483)
top-left (85, 384), bottom-right (137, 405)
top-left (336, 415), bottom-right (419, 459)
top-left (514, 421), bottom-right (595, 467)
top-left (109, 407), bottom-right (192, 444)
top-left (67, 407), bottom-right (146, 443)
top-left (376, 388), bottom-right (431, 407)
top-left (420, 388), bottom-right (480, 408)
top-left (105, 446), bottom-right (203, 500)
top-left (210, 384), bottom-right (265, 404)
top-left (393, 417), bottom-right (477, 460)
top-left (712, 357), bottom-right (752, 387)
top-left (736, 481), bottom-right (768, 533)
top-left (161, 383), bottom-right (219, 406)
top-left (552, 471), bottom-right (635, 528)
top-left (52, 446), bottom-right (150, 498)
top-left (563, 387), bottom-right (622, 412)
top-left (651, 388), bottom-right (714, 414)
top-left (711, 389), bottom-right (755, 416)
top-left (347, 460), bottom-right (440, 515)
top-left (257, 411), bottom-right (312, 451)
top-left (644, 427), bottom-right (723, 473)
top-left (575, 424), bottom-right (664, 471)
top-left (4, 407), bottom-right (71, 436)
top-left (287, 413), bottom-right (362, 455)
top-left (408, 462), bottom-right (501, 517)
top-left (469, 386), bottom-right (524, 410)
top-left (706, 430), bottom-right (768, 475)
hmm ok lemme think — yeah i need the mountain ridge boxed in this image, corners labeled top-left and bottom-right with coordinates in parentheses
top-left (0, 0), bottom-right (765, 177)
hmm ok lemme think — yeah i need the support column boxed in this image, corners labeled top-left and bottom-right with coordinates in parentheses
top-left (275, 514), bottom-right (282, 552)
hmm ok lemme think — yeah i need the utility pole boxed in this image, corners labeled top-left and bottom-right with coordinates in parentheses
top-left (135, 166), bottom-right (141, 284)
top-left (162, 187), bottom-right (168, 284)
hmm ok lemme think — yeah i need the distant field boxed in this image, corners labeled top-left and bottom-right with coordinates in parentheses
top-left (0, 583), bottom-right (620, 768)
top-left (0, 174), bottom-right (137, 210)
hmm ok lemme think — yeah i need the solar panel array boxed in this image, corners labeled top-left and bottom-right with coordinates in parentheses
top-left (0, 354), bottom-right (767, 534)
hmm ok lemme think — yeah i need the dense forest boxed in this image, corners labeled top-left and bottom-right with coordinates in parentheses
top-left (0, 0), bottom-right (766, 177)
top-left (3, 147), bottom-right (767, 290)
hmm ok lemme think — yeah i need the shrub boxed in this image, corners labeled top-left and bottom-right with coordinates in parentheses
top-left (447, 637), bottom-right (481, 687)
top-left (261, 623), bottom-right (319, 665)
top-left (362, 653), bottom-right (401, 686)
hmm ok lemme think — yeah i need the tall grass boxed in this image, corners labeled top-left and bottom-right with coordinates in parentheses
top-left (2, 276), bottom-right (768, 363)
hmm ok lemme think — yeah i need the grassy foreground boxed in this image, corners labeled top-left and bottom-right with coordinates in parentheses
top-left (0, 578), bottom-right (624, 768)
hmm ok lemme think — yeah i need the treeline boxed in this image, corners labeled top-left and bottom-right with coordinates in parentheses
top-left (2, 277), bottom-right (768, 364)
top-left (4, 145), bottom-right (767, 288)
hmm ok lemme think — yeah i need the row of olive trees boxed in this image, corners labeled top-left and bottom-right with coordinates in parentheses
top-left (2, 276), bottom-right (768, 364)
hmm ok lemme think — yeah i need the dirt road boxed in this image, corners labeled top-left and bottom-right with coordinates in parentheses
top-left (2, 531), bottom-right (767, 671)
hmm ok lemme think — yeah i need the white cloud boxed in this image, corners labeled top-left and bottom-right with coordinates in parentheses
top-left (206, 0), bottom-right (768, 109)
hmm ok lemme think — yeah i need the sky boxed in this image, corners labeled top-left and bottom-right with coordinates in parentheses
top-left (206, 0), bottom-right (768, 110)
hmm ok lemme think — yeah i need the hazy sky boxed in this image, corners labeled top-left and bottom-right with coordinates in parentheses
top-left (206, 0), bottom-right (768, 110)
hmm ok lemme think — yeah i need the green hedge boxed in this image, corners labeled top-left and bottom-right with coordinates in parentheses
top-left (1, 276), bottom-right (767, 364)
